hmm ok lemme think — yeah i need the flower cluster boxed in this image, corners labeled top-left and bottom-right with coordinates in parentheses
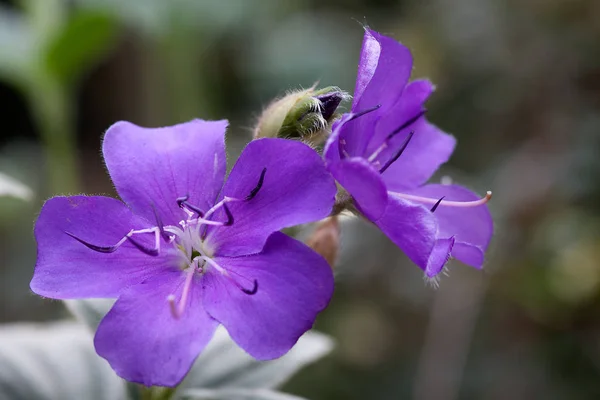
top-left (30, 28), bottom-right (493, 387)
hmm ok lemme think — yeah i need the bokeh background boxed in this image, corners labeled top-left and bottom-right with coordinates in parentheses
top-left (1, 0), bottom-right (599, 399)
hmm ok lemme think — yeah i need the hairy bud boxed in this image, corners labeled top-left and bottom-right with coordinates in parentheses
top-left (254, 86), bottom-right (349, 145)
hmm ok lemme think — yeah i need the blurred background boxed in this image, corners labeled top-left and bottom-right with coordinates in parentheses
top-left (1, 0), bottom-right (599, 399)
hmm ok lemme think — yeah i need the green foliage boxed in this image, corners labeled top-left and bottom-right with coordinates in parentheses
top-left (44, 10), bottom-right (117, 85)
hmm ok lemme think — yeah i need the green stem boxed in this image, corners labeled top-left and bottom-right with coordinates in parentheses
top-left (140, 386), bottom-right (176, 400)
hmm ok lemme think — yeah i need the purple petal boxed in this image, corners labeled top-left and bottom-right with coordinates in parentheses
top-left (323, 114), bottom-right (353, 163)
top-left (94, 270), bottom-right (218, 387)
top-left (406, 184), bottom-right (493, 268)
top-left (103, 119), bottom-right (227, 226)
top-left (425, 237), bottom-right (455, 278)
top-left (341, 30), bottom-right (414, 158)
top-left (373, 195), bottom-right (438, 271)
top-left (328, 157), bottom-right (387, 220)
top-left (30, 196), bottom-right (179, 299)
top-left (352, 29), bottom-right (413, 115)
top-left (380, 120), bottom-right (456, 191)
top-left (205, 139), bottom-right (336, 257)
top-left (202, 232), bottom-right (334, 359)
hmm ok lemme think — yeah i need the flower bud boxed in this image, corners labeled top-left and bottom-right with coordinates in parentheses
top-left (253, 86), bottom-right (348, 145)
top-left (305, 216), bottom-right (340, 268)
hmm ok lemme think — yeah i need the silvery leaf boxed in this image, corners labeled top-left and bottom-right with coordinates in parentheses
top-left (180, 388), bottom-right (306, 400)
top-left (177, 327), bottom-right (333, 393)
top-left (0, 172), bottom-right (32, 201)
top-left (0, 321), bottom-right (126, 400)
top-left (63, 298), bottom-right (115, 331)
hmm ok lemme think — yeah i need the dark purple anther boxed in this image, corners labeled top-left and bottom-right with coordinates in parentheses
top-left (384, 110), bottom-right (426, 143)
top-left (241, 279), bottom-right (258, 295)
top-left (178, 198), bottom-right (205, 218)
top-left (176, 195), bottom-right (189, 208)
top-left (245, 168), bottom-right (267, 201)
top-left (379, 131), bottom-right (414, 174)
top-left (347, 104), bottom-right (381, 122)
top-left (151, 204), bottom-right (171, 242)
top-left (64, 231), bottom-right (120, 253)
top-left (223, 203), bottom-right (234, 226)
top-left (430, 196), bottom-right (445, 213)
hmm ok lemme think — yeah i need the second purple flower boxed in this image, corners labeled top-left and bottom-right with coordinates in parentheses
top-left (324, 29), bottom-right (493, 280)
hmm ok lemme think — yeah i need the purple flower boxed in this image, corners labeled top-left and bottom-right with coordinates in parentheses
top-left (324, 29), bottom-right (493, 280)
top-left (30, 119), bottom-right (336, 387)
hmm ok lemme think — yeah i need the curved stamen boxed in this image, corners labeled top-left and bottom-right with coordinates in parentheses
top-left (178, 198), bottom-right (205, 218)
top-left (368, 110), bottom-right (425, 162)
top-left (176, 195), bottom-right (189, 208)
top-left (223, 203), bottom-right (234, 226)
top-left (167, 265), bottom-right (196, 319)
top-left (241, 279), bottom-right (259, 295)
top-left (198, 256), bottom-right (258, 296)
top-left (386, 110), bottom-right (426, 140)
top-left (127, 236), bottom-right (159, 256)
top-left (151, 204), bottom-right (171, 242)
top-left (379, 131), bottom-right (414, 174)
top-left (391, 191), bottom-right (492, 208)
top-left (64, 231), bottom-right (127, 253)
top-left (245, 168), bottom-right (267, 201)
top-left (202, 196), bottom-right (241, 221)
top-left (65, 227), bottom-right (162, 256)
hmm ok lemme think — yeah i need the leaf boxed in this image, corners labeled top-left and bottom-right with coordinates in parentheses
top-left (180, 388), bottom-right (307, 400)
top-left (44, 10), bottom-right (117, 84)
top-left (63, 298), bottom-right (115, 331)
top-left (0, 321), bottom-right (126, 400)
top-left (0, 172), bottom-right (33, 200)
top-left (177, 327), bottom-right (334, 393)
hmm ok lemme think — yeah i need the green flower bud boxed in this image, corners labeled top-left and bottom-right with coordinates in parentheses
top-left (253, 85), bottom-right (349, 145)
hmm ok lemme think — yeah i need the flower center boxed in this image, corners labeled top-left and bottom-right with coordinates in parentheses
top-left (64, 167), bottom-right (268, 319)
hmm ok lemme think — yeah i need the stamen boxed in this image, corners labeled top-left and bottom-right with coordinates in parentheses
top-left (347, 104), bottom-right (381, 122)
top-left (64, 231), bottom-right (127, 253)
top-left (223, 203), bottom-right (234, 226)
top-left (391, 191), bottom-right (493, 208)
top-left (367, 110), bottom-right (426, 162)
top-left (168, 265), bottom-right (196, 319)
top-left (379, 131), bottom-right (414, 174)
top-left (241, 279), bottom-right (259, 295)
top-left (178, 198), bottom-right (205, 218)
top-left (176, 195), bottom-right (189, 208)
top-left (245, 168), bottom-right (267, 201)
top-left (202, 196), bottom-right (241, 221)
top-left (66, 227), bottom-right (162, 256)
top-left (386, 110), bottom-right (426, 141)
top-left (151, 204), bottom-right (171, 242)
top-left (430, 197), bottom-right (445, 213)
top-left (198, 256), bottom-right (258, 295)
top-left (126, 236), bottom-right (159, 256)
